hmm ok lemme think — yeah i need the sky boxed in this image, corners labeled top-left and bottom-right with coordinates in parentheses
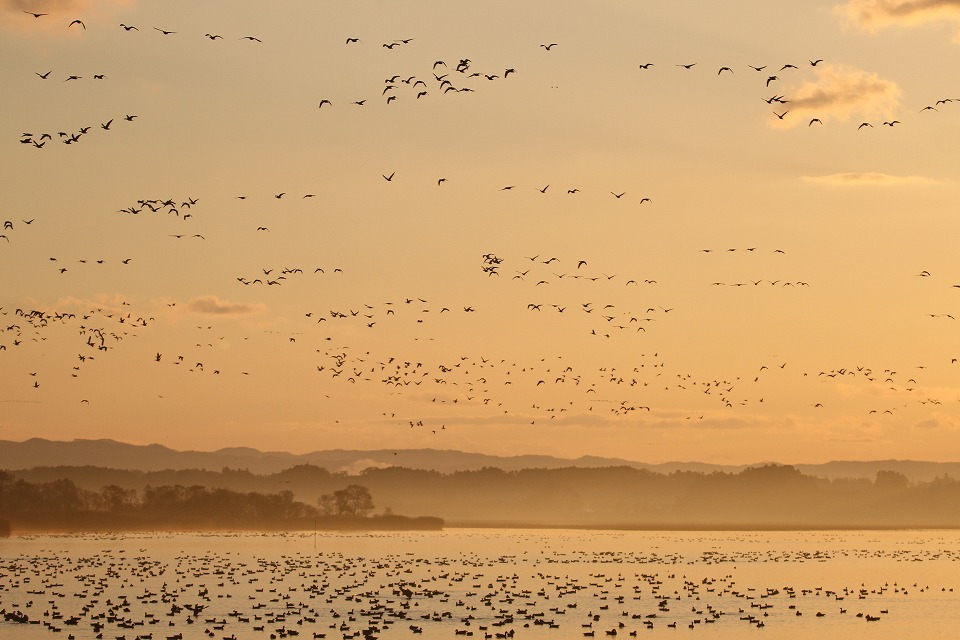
top-left (2, 0), bottom-right (960, 465)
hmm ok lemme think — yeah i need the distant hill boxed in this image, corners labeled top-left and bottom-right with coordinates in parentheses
top-left (0, 438), bottom-right (719, 475)
top-left (1, 438), bottom-right (958, 482)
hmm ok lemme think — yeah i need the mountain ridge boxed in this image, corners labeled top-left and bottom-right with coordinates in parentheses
top-left (1, 438), bottom-right (958, 482)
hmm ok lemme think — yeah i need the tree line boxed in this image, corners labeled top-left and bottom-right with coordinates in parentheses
top-left (6, 463), bottom-right (960, 528)
top-left (0, 472), bottom-right (441, 532)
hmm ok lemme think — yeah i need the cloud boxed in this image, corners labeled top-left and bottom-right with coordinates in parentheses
top-left (339, 458), bottom-right (394, 475)
top-left (770, 64), bottom-right (901, 128)
top-left (913, 415), bottom-right (960, 431)
top-left (187, 295), bottom-right (266, 316)
top-left (802, 172), bottom-right (939, 185)
top-left (25, 293), bottom-right (132, 316)
top-left (835, 0), bottom-right (960, 40)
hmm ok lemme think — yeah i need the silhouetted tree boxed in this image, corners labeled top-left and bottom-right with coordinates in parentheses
top-left (334, 484), bottom-right (374, 516)
top-left (317, 493), bottom-right (337, 516)
top-left (875, 470), bottom-right (909, 491)
top-left (96, 484), bottom-right (139, 512)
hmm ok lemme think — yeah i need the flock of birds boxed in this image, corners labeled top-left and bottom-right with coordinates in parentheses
top-left (1, 230), bottom-right (955, 426)
top-left (3, 532), bottom-right (954, 639)
top-left (4, 4), bottom-right (960, 452)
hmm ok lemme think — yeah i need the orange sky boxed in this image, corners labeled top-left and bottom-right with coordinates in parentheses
top-left (2, 0), bottom-right (960, 464)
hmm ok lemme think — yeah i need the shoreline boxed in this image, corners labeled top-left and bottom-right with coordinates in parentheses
top-left (6, 522), bottom-right (960, 536)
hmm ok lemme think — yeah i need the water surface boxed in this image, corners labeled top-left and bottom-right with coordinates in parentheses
top-left (1, 529), bottom-right (957, 639)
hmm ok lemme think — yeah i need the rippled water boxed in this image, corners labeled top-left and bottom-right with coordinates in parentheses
top-left (1, 529), bottom-right (958, 640)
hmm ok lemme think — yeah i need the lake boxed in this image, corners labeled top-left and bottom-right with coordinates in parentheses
top-left (1, 529), bottom-right (957, 639)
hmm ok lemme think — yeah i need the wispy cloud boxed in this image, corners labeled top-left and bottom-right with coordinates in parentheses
top-left (25, 293), bottom-right (132, 316)
top-left (770, 64), bottom-right (900, 128)
top-left (835, 0), bottom-right (960, 40)
top-left (187, 295), bottom-right (266, 316)
top-left (802, 172), bottom-right (939, 185)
